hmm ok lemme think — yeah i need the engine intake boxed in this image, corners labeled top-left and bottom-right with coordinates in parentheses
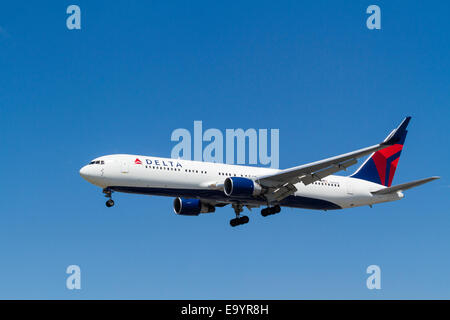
top-left (224, 177), bottom-right (262, 197)
top-left (173, 197), bottom-right (215, 216)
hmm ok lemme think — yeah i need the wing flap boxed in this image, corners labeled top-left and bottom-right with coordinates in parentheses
top-left (265, 182), bottom-right (298, 202)
top-left (299, 158), bottom-right (358, 185)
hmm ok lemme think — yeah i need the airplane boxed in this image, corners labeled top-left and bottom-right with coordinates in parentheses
top-left (79, 117), bottom-right (439, 227)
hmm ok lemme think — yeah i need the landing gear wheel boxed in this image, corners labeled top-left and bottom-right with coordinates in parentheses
top-left (230, 215), bottom-right (249, 227)
top-left (103, 188), bottom-right (114, 208)
top-left (261, 205), bottom-right (281, 217)
top-left (230, 203), bottom-right (249, 227)
top-left (239, 215), bottom-right (249, 224)
top-left (261, 208), bottom-right (270, 217)
top-left (230, 218), bottom-right (239, 227)
top-left (106, 199), bottom-right (115, 207)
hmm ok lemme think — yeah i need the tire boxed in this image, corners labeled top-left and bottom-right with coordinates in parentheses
top-left (240, 216), bottom-right (249, 224)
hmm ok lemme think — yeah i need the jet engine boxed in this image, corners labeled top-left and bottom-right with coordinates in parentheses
top-left (173, 197), bottom-right (215, 215)
top-left (223, 177), bottom-right (262, 197)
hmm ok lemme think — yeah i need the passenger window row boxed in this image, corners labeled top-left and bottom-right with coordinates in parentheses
top-left (144, 166), bottom-right (209, 174)
top-left (313, 181), bottom-right (339, 187)
top-left (185, 169), bottom-right (207, 174)
top-left (145, 165), bottom-right (181, 172)
top-left (219, 172), bottom-right (253, 178)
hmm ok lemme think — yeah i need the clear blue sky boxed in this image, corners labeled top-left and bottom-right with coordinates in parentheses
top-left (0, 1), bottom-right (449, 299)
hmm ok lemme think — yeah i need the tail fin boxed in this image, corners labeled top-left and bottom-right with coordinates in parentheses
top-left (350, 117), bottom-right (411, 187)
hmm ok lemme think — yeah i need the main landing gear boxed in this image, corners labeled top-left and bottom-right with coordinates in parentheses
top-left (230, 203), bottom-right (250, 227)
top-left (103, 188), bottom-right (115, 207)
top-left (261, 205), bottom-right (281, 217)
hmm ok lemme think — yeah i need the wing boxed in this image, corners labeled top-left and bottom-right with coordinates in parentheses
top-left (255, 117), bottom-right (411, 203)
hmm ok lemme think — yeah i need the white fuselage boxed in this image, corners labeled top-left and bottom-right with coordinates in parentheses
top-left (79, 154), bottom-right (404, 211)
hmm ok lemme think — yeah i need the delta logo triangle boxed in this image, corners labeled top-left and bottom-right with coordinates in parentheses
top-left (135, 158), bottom-right (142, 165)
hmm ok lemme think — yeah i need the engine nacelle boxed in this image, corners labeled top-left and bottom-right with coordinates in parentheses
top-left (224, 177), bottom-right (262, 197)
top-left (173, 197), bottom-right (215, 216)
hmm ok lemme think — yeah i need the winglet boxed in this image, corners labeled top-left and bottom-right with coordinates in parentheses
top-left (382, 116), bottom-right (411, 146)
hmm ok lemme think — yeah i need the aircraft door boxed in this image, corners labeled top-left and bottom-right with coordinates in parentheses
top-left (121, 159), bottom-right (129, 173)
top-left (346, 182), bottom-right (353, 195)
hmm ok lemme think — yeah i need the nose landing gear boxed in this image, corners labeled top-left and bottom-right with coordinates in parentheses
top-left (261, 205), bottom-right (281, 217)
top-left (106, 199), bottom-right (115, 207)
top-left (103, 188), bottom-right (115, 207)
top-left (229, 203), bottom-right (249, 227)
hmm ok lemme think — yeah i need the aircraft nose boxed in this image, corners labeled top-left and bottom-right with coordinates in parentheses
top-left (79, 165), bottom-right (89, 179)
top-left (80, 163), bottom-right (105, 186)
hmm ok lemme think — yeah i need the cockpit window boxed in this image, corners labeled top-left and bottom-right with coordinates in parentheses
top-left (88, 160), bottom-right (105, 165)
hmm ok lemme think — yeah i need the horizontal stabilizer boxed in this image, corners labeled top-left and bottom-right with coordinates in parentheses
top-left (371, 176), bottom-right (440, 195)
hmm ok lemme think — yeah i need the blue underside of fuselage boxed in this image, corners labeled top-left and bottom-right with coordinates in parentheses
top-left (109, 186), bottom-right (342, 210)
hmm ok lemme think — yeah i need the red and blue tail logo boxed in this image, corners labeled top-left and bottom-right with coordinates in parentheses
top-left (351, 117), bottom-right (410, 187)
